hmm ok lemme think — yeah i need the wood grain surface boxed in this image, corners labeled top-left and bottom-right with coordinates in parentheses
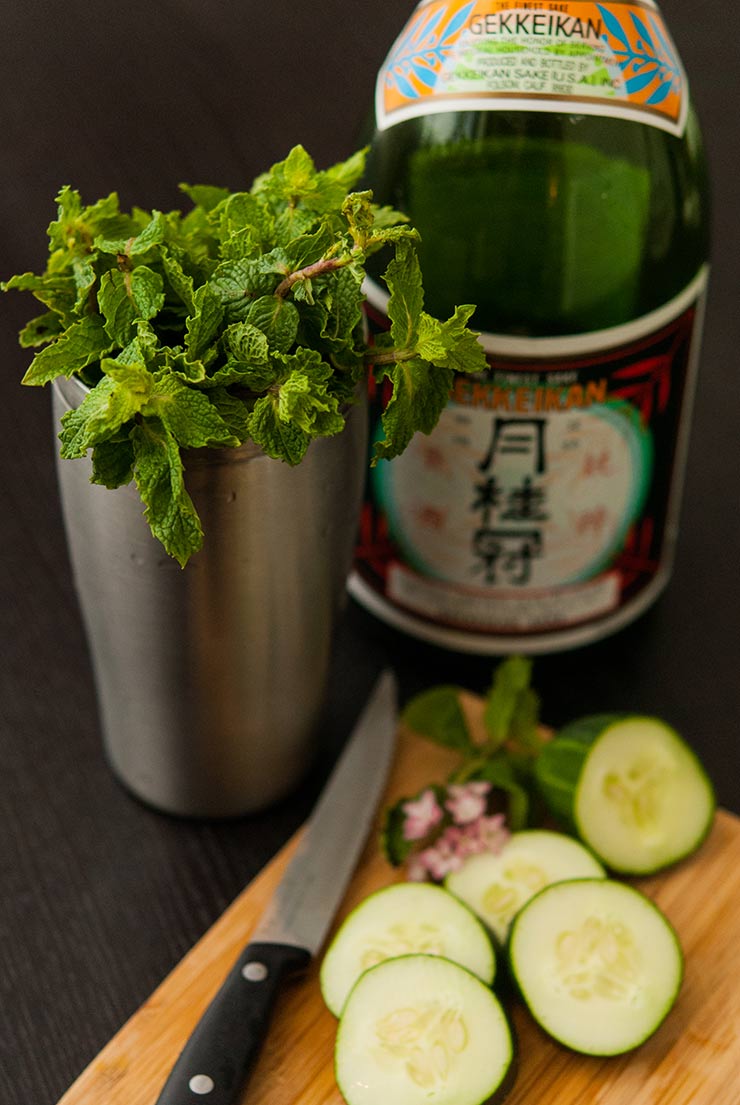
top-left (59, 724), bottom-right (740, 1105)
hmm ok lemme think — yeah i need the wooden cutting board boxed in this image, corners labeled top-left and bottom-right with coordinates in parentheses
top-left (59, 722), bottom-right (740, 1105)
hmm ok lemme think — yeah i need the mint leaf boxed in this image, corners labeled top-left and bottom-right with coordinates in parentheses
top-left (72, 256), bottom-right (97, 313)
top-left (59, 361), bottom-right (153, 457)
top-left (342, 191), bottom-right (375, 248)
top-left (216, 192), bottom-right (275, 252)
top-left (210, 259), bottom-right (278, 320)
top-left (59, 377), bottom-right (117, 457)
top-left (200, 361), bottom-right (273, 390)
top-left (209, 387), bottom-right (251, 442)
top-left (418, 305), bottom-right (487, 375)
top-left (276, 349), bottom-right (344, 437)
top-left (401, 686), bottom-right (474, 752)
top-left (115, 321), bottom-right (160, 367)
top-left (185, 283), bottom-right (224, 360)
top-left (91, 438), bottom-right (135, 488)
top-left (253, 145), bottom-right (320, 211)
top-left (95, 211), bottom-right (166, 257)
top-left (371, 203), bottom-right (411, 230)
top-left (132, 419), bottom-right (203, 567)
top-left (161, 250), bottom-right (196, 315)
top-left (373, 356), bottom-right (453, 462)
top-left (19, 311), bottom-right (64, 348)
top-left (321, 266), bottom-right (364, 345)
top-left (179, 183), bottom-right (231, 212)
top-left (483, 656), bottom-right (537, 750)
top-left (22, 316), bottom-right (112, 386)
top-left (3, 271), bottom-right (77, 320)
top-left (455, 756), bottom-right (530, 830)
top-left (223, 320), bottom-right (270, 367)
top-left (148, 375), bottom-right (238, 449)
top-left (97, 266), bottom-right (165, 344)
top-left (509, 686), bottom-right (543, 755)
top-left (245, 295), bottom-right (299, 353)
top-left (47, 188), bottom-right (138, 255)
top-left (103, 359), bottom-right (154, 421)
top-left (211, 321), bottom-right (280, 388)
top-left (46, 186), bottom-right (83, 251)
top-left (165, 350), bottom-right (207, 383)
top-left (283, 223), bottom-right (335, 272)
top-left (316, 148), bottom-right (367, 201)
top-left (274, 205), bottom-right (321, 246)
top-left (248, 394), bottom-right (310, 464)
top-left (219, 225), bottom-right (261, 263)
top-left (383, 237), bottom-right (424, 351)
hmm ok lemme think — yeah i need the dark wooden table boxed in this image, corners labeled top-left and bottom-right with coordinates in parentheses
top-left (0, 3), bottom-right (737, 1103)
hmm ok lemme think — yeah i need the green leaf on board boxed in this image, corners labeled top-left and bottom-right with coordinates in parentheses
top-left (483, 656), bottom-right (540, 751)
top-left (401, 686), bottom-right (474, 753)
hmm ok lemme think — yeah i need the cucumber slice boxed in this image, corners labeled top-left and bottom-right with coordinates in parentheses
top-left (536, 715), bottom-right (715, 874)
top-left (335, 954), bottom-right (514, 1105)
top-left (321, 883), bottom-right (495, 1017)
top-left (509, 878), bottom-right (683, 1055)
top-left (445, 830), bottom-right (605, 944)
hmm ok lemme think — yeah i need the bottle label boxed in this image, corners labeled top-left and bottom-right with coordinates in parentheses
top-left (352, 268), bottom-right (707, 647)
top-left (376, 0), bottom-right (688, 137)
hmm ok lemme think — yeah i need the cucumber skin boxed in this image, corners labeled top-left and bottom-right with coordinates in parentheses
top-left (534, 714), bottom-right (717, 875)
top-left (534, 715), bottom-right (623, 826)
top-left (334, 954), bottom-right (518, 1105)
top-left (506, 878), bottom-right (685, 1057)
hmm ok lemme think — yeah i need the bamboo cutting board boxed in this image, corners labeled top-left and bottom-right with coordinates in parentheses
top-left (59, 724), bottom-right (740, 1105)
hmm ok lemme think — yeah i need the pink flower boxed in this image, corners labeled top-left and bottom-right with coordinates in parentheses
top-left (445, 781), bottom-right (492, 825)
top-left (401, 788), bottom-right (443, 841)
top-left (419, 839), bottom-right (464, 880)
top-left (476, 813), bottom-right (509, 854)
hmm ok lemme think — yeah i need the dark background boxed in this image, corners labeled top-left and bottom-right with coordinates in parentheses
top-left (0, 3), bottom-right (737, 1103)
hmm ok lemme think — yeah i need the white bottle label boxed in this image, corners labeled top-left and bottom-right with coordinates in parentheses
top-left (376, 0), bottom-right (688, 138)
top-left (351, 268), bottom-right (707, 651)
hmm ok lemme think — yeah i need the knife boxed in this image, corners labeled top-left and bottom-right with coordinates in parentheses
top-left (154, 668), bottom-right (398, 1105)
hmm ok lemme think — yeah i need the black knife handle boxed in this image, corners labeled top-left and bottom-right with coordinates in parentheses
top-left (155, 941), bottom-right (311, 1105)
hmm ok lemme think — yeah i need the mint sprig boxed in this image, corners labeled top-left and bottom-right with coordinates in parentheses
top-left (4, 146), bottom-right (486, 565)
top-left (383, 657), bottom-right (544, 868)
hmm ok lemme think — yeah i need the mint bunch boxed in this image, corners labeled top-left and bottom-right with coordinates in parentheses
top-left (3, 146), bottom-right (486, 565)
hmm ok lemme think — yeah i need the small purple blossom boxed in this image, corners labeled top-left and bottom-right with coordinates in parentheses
top-left (408, 833), bottom-right (465, 881)
top-left (476, 813), bottom-right (509, 853)
top-left (445, 781), bottom-right (492, 825)
top-left (405, 809), bottom-right (510, 883)
top-left (401, 788), bottom-right (443, 841)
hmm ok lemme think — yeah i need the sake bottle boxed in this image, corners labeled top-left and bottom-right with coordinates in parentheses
top-left (349, 0), bottom-right (709, 653)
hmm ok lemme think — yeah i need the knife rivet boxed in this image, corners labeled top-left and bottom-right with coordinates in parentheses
top-left (242, 961), bottom-right (269, 982)
top-left (188, 1074), bottom-right (215, 1095)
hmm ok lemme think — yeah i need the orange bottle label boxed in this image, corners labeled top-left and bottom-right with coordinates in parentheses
top-left (376, 0), bottom-right (687, 136)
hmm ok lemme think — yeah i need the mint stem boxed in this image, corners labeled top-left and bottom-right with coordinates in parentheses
top-left (367, 347), bottom-right (416, 367)
top-left (274, 255), bottom-right (348, 297)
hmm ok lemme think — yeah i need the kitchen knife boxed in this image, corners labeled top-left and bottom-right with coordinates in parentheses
top-left (154, 668), bottom-right (399, 1105)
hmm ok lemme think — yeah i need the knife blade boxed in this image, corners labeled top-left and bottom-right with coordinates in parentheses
top-left (154, 668), bottom-right (398, 1105)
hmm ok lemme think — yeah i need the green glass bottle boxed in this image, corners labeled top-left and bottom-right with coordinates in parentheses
top-left (350, 0), bottom-right (709, 653)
